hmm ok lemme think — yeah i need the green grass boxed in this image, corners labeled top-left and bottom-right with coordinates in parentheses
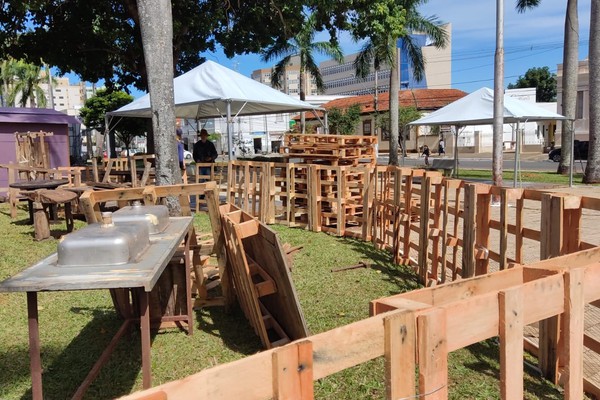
top-left (457, 168), bottom-right (590, 185)
top-left (0, 202), bottom-right (567, 399)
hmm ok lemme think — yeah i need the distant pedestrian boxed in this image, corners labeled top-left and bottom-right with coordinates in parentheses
top-left (421, 145), bottom-right (430, 166)
top-left (176, 128), bottom-right (186, 182)
top-left (438, 138), bottom-right (445, 156)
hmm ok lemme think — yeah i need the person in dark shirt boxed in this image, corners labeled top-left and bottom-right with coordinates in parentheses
top-left (193, 129), bottom-right (218, 179)
top-left (176, 128), bottom-right (184, 170)
top-left (193, 129), bottom-right (217, 163)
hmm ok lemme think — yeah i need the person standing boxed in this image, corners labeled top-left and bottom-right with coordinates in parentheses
top-left (176, 128), bottom-right (186, 181)
top-left (421, 144), bottom-right (431, 166)
top-left (193, 128), bottom-right (218, 178)
top-left (438, 137), bottom-right (446, 157)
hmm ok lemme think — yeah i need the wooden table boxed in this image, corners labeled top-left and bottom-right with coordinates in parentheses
top-left (9, 179), bottom-right (70, 223)
top-left (0, 217), bottom-right (194, 400)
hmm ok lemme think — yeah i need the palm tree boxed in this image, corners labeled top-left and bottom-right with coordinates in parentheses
top-left (354, 0), bottom-right (447, 165)
top-left (517, 0), bottom-right (579, 175)
top-left (8, 60), bottom-right (47, 108)
top-left (261, 13), bottom-right (344, 134)
top-left (584, 0), bottom-right (599, 183)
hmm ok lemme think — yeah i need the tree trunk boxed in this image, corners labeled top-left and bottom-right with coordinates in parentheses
top-left (137, 0), bottom-right (181, 213)
top-left (584, 0), bottom-right (600, 183)
top-left (389, 46), bottom-right (400, 166)
top-left (299, 64), bottom-right (306, 134)
top-left (558, 0), bottom-right (579, 175)
top-left (492, 0), bottom-right (504, 188)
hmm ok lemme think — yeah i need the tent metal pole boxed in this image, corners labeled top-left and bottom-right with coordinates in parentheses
top-left (513, 121), bottom-right (520, 188)
top-left (454, 125), bottom-right (459, 178)
top-left (226, 101), bottom-right (234, 160)
top-left (324, 112), bottom-right (329, 134)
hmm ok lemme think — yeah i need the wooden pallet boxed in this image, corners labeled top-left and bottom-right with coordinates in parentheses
top-left (221, 204), bottom-right (308, 349)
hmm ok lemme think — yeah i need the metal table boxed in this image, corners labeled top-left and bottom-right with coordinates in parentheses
top-left (0, 216), bottom-right (194, 400)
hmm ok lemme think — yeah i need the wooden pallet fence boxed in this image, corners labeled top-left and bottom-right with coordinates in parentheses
top-left (121, 247), bottom-right (600, 400)
top-left (227, 161), bottom-right (267, 218)
top-left (190, 161), bottom-right (228, 210)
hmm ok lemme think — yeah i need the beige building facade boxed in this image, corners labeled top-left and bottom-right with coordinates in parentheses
top-left (251, 55), bottom-right (318, 96)
top-left (556, 58), bottom-right (590, 142)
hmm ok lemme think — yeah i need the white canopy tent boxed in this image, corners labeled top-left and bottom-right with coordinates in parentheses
top-left (409, 87), bottom-right (566, 186)
top-left (107, 60), bottom-right (325, 158)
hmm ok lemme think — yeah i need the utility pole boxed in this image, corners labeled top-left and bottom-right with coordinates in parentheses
top-left (492, 0), bottom-right (505, 189)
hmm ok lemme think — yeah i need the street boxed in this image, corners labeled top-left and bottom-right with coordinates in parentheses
top-left (376, 153), bottom-right (588, 173)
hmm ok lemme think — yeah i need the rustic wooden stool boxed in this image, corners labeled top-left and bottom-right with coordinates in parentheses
top-left (21, 189), bottom-right (78, 240)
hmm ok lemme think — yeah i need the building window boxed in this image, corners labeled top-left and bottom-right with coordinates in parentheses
top-left (363, 120), bottom-right (372, 135)
top-left (576, 90), bottom-right (584, 119)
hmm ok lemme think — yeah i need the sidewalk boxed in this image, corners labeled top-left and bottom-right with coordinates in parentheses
top-left (397, 151), bottom-right (548, 162)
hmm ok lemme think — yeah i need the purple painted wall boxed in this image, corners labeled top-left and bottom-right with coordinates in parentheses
top-left (0, 108), bottom-right (80, 191)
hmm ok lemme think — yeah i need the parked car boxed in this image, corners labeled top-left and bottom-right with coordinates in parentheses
top-left (548, 140), bottom-right (588, 162)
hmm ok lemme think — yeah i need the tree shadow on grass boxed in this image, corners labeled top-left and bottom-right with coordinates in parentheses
top-left (457, 339), bottom-right (563, 399)
top-left (337, 236), bottom-right (421, 294)
top-left (17, 307), bottom-right (149, 400)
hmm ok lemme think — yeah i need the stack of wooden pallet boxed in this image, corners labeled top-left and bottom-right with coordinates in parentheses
top-left (281, 134), bottom-right (377, 166)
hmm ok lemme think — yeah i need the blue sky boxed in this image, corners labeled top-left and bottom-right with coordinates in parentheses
top-left (76, 1), bottom-right (591, 98)
top-left (201, 0), bottom-right (592, 95)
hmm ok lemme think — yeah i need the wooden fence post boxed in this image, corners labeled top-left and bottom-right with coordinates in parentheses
top-left (539, 193), bottom-right (564, 383)
top-left (385, 311), bottom-right (416, 400)
top-left (564, 268), bottom-right (584, 399)
top-left (462, 184), bottom-right (477, 278)
top-left (308, 165), bottom-right (319, 232)
top-left (475, 187), bottom-right (491, 276)
top-left (418, 176), bottom-right (432, 283)
top-left (499, 286), bottom-right (524, 399)
top-left (272, 340), bottom-right (314, 400)
top-left (417, 308), bottom-right (448, 400)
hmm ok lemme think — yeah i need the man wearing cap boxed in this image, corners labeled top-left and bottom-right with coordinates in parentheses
top-left (193, 128), bottom-right (218, 180)
top-left (193, 129), bottom-right (218, 164)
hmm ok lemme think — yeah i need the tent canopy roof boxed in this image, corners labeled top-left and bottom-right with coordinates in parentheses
top-left (108, 60), bottom-right (323, 120)
top-left (409, 87), bottom-right (566, 126)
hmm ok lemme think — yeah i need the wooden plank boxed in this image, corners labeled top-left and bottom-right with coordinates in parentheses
top-left (417, 308), bottom-right (448, 399)
top-left (563, 268), bottom-right (584, 399)
top-left (385, 311), bottom-right (416, 400)
top-left (418, 176), bottom-right (432, 283)
top-left (462, 184), bottom-right (476, 278)
top-left (499, 286), bottom-right (524, 399)
top-left (272, 340), bottom-right (314, 400)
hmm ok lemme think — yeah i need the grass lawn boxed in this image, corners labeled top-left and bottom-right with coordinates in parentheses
top-left (0, 202), bottom-right (566, 399)
top-left (457, 168), bottom-right (592, 186)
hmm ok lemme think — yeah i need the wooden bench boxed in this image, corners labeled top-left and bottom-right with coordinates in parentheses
top-left (430, 158), bottom-right (455, 176)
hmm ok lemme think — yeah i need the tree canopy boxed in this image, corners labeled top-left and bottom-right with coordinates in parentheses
top-left (507, 66), bottom-right (557, 102)
top-left (79, 89), bottom-right (146, 153)
top-left (0, 1), bottom-right (345, 91)
top-left (328, 104), bottom-right (362, 134)
top-left (0, 1), bottom-right (421, 92)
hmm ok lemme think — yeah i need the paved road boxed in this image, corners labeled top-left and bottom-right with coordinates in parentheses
top-left (377, 154), bottom-right (588, 173)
